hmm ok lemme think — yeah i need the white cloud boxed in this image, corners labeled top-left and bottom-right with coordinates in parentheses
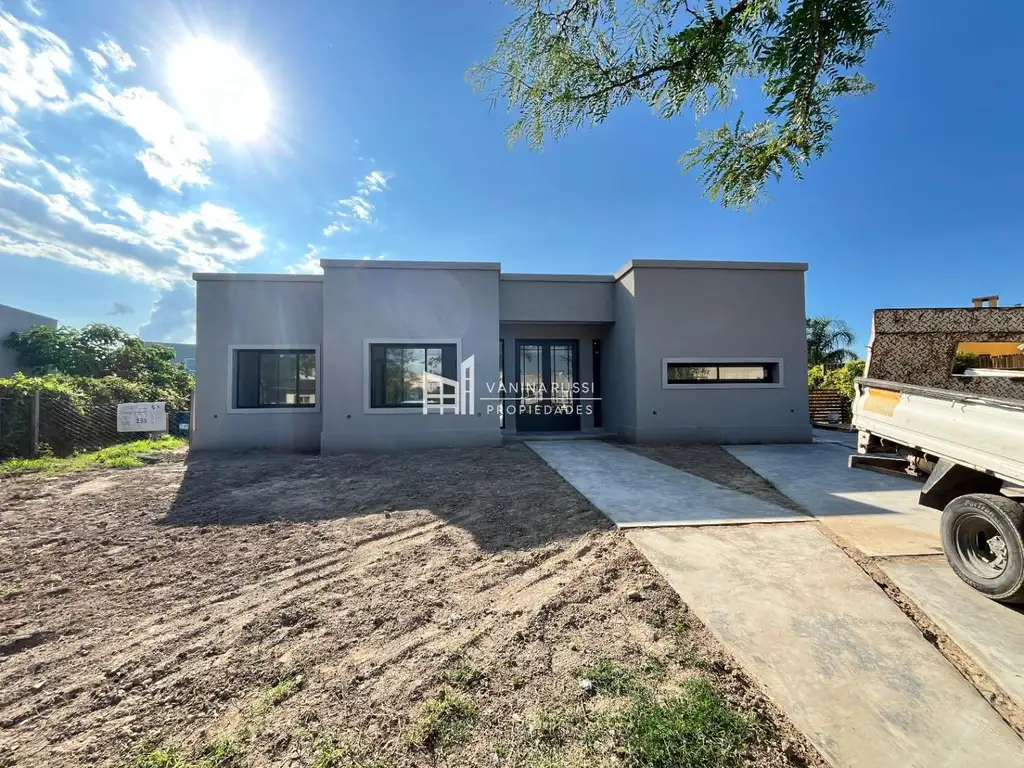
top-left (0, 11), bottom-right (73, 115)
top-left (78, 84), bottom-right (212, 192)
top-left (97, 40), bottom-right (134, 72)
top-left (116, 194), bottom-right (145, 222)
top-left (82, 47), bottom-right (106, 72)
top-left (136, 45), bottom-right (151, 60)
top-left (0, 151), bottom-right (263, 287)
top-left (285, 244), bottom-right (322, 274)
top-left (138, 282), bottom-right (195, 342)
top-left (23, 1), bottom-right (43, 17)
top-left (360, 170), bottom-right (389, 193)
top-left (322, 170), bottom-right (391, 237)
top-left (360, 254), bottom-right (388, 261)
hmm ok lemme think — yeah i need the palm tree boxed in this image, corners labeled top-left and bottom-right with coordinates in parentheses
top-left (806, 317), bottom-right (857, 368)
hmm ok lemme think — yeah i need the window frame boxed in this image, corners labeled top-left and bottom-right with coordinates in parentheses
top-left (662, 357), bottom-right (784, 390)
top-left (227, 344), bottom-right (321, 414)
top-left (363, 338), bottom-right (462, 414)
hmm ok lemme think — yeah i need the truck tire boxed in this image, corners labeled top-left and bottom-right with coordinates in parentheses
top-left (941, 494), bottom-right (1024, 603)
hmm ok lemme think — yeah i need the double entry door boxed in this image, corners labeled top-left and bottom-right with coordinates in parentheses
top-left (514, 339), bottom-right (580, 432)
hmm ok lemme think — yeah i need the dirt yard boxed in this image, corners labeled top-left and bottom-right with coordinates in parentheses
top-left (0, 444), bottom-right (824, 768)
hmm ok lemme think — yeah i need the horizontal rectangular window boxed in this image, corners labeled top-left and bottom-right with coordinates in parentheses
top-left (665, 361), bottom-right (780, 385)
top-left (235, 349), bottom-right (316, 408)
top-left (370, 343), bottom-right (457, 408)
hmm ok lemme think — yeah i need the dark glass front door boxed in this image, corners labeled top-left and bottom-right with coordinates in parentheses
top-left (514, 339), bottom-right (580, 432)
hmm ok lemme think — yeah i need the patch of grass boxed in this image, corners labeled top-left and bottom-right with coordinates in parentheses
top-left (575, 658), bottom-right (643, 696)
top-left (622, 678), bottom-right (761, 768)
top-left (528, 710), bottom-right (579, 748)
top-left (134, 735), bottom-right (241, 768)
top-left (0, 436), bottom-right (185, 477)
top-left (407, 688), bottom-right (478, 752)
top-left (262, 673), bottom-right (303, 709)
top-left (439, 662), bottom-right (485, 690)
top-left (0, 584), bottom-right (19, 599)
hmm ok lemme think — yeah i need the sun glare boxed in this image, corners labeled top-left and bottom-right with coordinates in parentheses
top-left (168, 38), bottom-right (270, 143)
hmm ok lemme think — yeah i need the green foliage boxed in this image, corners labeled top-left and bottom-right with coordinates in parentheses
top-left (407, 688), bottom-right (478, 752)
top-left (134, 736), bottom-right (240, 768)
top-left (807, 363), bottom-right (826, 390)
top-left (622, 678), bottom-right (761, 768)
top-left (470, 0), bottom-right (891, 208)
top-left (0, 436), bottom-right (185, 476)
top-left (806, 316), bottom-right (857, 367)
top-left (821, 359), bottom-right (865, 401)
top-left (4, 323), bottom-right (188, 385)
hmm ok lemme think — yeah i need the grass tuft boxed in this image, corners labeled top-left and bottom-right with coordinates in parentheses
top-left (134, 735), bottom-right (241, 768)
top-left (575, 657), bottom-right (643, 696)
top-left (262, 674), bottom-right (303, 709)
top-left (0, 584), bottom-right (20, 599)
top-left (439, 662), bottom-right (485, 690)
top-left (0, 435), bottom-right (185, 477)
top-left (622, 678), bottom-right (761, 768)
top-left (407, 687), bottom-right (478, 752)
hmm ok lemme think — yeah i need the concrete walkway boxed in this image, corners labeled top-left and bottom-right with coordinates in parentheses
top-left (882, 558), bottom-right (1024, 710)
top-left (630, 524), bottom-right (1024, 768)
top-left (726, 443), bottom-right (942, 556)
top-left (526, 440), bottom-right (806, 527)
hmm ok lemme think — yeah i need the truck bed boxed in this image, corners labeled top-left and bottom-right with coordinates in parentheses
top-left (852, 377), bottom-right (1024, 487)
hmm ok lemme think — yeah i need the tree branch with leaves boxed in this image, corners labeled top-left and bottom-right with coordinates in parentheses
top-left (470, 0), bottom-right (890, 208)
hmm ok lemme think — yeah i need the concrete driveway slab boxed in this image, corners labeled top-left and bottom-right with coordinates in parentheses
top-left (883, 558), bottom-right (1024, 710)
top-left (726, 443), bottom-right (941, 556)
top-left (629, 524), bottom-right (1024, 768)
top-left (527, 440), bottom-right (807, 527)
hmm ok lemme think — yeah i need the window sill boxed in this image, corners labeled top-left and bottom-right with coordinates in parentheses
top-left (227, 406), bottom-right (321, 414)
top-left (662, 383), bottom-right (784, 390)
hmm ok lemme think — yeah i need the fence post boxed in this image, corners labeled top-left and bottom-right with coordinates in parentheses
top-left (30, 390), bottom-right (40, 458)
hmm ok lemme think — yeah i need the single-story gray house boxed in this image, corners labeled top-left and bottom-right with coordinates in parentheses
top-left (191, 258), bottom-right (811, 452)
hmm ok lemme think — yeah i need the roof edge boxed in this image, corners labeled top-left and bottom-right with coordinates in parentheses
top-left (614, 259), bottom-right (809, 280)
top-left (500, 273), bottom-right (614, 283)
top-left (193, 273), bottom-right (323, 282)
top-left (320, 259), bottom-right (501, 271)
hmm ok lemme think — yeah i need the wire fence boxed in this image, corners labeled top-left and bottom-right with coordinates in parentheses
top-left (0, 395), bottom-right (189, 460)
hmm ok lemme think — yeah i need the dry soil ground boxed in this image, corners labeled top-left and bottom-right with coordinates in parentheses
top-left (0, 444), bottom-right (825, 768)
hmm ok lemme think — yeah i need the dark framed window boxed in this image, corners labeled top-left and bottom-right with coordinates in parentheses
top-left (370, 343), bottom-right (457, 408)
top-left (235, 349), bottom-right (317, 408)
top-left (666, 361), bottom-right (779, 385)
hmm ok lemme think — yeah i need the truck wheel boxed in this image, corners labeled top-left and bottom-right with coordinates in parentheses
top-left (941, 494), bottom-right (1024, 603)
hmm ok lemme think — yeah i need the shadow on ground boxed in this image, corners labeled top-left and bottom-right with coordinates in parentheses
top-left (161, 442), bottom-right (611, 553)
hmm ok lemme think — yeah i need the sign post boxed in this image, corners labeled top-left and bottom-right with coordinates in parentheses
top-left (116, 402), bottom-right (168, 434)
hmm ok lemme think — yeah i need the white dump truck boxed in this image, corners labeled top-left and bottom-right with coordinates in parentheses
top-left (851, 301), bottom-right (1024, 602)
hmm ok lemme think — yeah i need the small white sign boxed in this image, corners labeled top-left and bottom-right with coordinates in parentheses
top-left (117, 402), bottom-right (168, 433)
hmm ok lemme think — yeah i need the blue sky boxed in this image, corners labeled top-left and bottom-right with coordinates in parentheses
top-left (0, 0), bottom-right (1021, 349)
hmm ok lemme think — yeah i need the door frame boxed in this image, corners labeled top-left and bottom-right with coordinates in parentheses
top-left (513, 339), bottom-right (581, 432)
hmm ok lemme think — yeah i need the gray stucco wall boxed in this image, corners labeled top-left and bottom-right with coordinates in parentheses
top-left (320, 262), bottom-right (501, 452)
top-left (192, 277), bottom-right (324, 451)
top-left (628, 265), bottom-right (811, 443)
top-left (499, 277), bottom-right (614, 323)
top-left (0, 304), bottom-right (58, 377)
top-left (499, 323), bottom-right (608, 433)
top-left (604, 272), bottom-right (639, 439)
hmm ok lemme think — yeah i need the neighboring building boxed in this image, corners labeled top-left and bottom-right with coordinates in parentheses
top-left (0, 303), bottom-right (58, 377)
top-left (144, 341), bottom-right (197, 374)
top-left (191, 258), bottom-right (811, 452)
